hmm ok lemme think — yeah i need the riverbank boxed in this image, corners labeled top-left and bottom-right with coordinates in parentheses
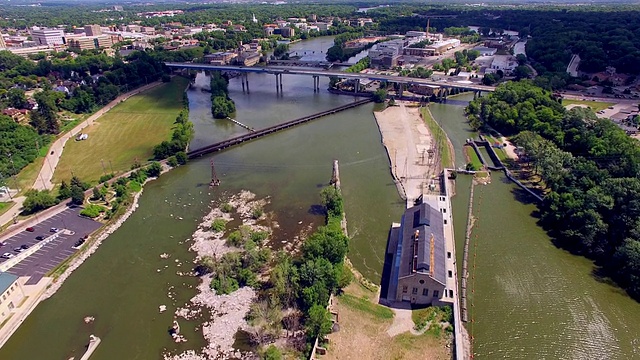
top-left (373, 101), bottom-right (438, 203)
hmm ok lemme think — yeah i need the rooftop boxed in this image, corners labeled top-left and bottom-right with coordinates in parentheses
top-left (0, 272), bottom-right (18, 294)
top-left (398, 202), bottom-right (446, 284)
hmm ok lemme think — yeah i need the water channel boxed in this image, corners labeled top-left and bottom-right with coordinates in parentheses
top-left (433, 94), bottom-right (640, 359)
top-left (3, 36), bottom-right (640, 360)
top-left (0, 36), bottom-right (404, 359)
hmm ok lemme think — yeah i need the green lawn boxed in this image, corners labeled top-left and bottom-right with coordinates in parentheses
top-left (0, 201), bottom-right (15, 217)
top-left (339, 293), bottom-right (394, 320)
top-left (52, 77), bottom-right (189, 185)
top-left (562, 99), bottom-right (615, 112)
top-left (465, 146), bottom-right (483, 170)
top-left (421, 107), bottom-right (452, 168)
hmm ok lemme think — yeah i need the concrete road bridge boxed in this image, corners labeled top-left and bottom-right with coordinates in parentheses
top-left (164, 62), bottom-right (496, 96)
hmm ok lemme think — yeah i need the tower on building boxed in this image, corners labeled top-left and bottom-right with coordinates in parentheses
top-left (252, 14), bottom-right (258, 23)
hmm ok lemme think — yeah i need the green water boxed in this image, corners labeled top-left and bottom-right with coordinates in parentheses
top-left (0, 36), bottom-right (402, 359)
top-left (434, 94), bottom-right (640, 359)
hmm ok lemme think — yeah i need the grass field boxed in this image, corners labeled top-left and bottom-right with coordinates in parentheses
top-left (421, 107), bottom-right (453, 168)
top-left (52, 77), bottom-right (189, 185)
top-left (465, 146), bottom-right (483, 170)
top-left (324, 283), bottom-right (450, 360)
top-left (562, 99), bottom-right (615, 112)
top-left (0, 201), bottom-right (15, 217)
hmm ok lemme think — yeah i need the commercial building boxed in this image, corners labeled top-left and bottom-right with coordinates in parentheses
top-left (0, 272), bottom-right (26, 325)
top-left (472, 46), bottom-right (497, 56)
top-left (204, 51), bottom-right (237, 65)
top-left (67, 35), bottom-right (114, 51)
top-left (280, 27), bottom-right (295, 38)
top-left (84, 24), bottom-right (102, 36)
top-left (236, 51), bottom-right (261, 66)
top-left (369, 39), bottom-right (407, 68)
top-left (31, 28), bottom-right (65, 46)
top-left (486, 55), bottom-right (518, 75)
top-left (385, 198), bottom-right (454, 305)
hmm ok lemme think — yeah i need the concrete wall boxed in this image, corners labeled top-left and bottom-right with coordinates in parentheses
top-left (397, 273), bottom-right (445, 305)
top-left (0, 278), bottom-right (26, 324)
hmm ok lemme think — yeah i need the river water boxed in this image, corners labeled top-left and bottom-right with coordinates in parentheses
top-left (4, 37), bottom-right (640, 360)
top-left (434, 94), bottom-right (640, 359)
top-left (0, 36), bottom-right (404, 359)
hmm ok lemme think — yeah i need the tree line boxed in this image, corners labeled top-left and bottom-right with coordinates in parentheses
top-left (466, 80), bottom-right (640, 300)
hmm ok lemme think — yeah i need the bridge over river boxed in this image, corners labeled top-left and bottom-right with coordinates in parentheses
top-left (187, 98), bottom-right (373, 158)
top-left (165, 62), bottom-right (496, 96)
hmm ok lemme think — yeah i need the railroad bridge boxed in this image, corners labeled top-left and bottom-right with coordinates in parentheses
top-left (187, 99), bottom-right (373, 158)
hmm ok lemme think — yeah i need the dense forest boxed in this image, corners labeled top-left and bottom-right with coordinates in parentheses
top-left (466, 81), bottom-right (640, 299)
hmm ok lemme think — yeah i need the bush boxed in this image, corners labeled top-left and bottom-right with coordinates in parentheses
top-left (251, 207), bottom-right (264, 220)
top-left (250, 231), bottom-right (269, 245)
top-left (22, 189), bottom-right (58, 215)
top-left (145, 161), bottom-right (163, 178)
top-left (221, 202), bottom-right (234, 213)
top-left (175, 151), bottom-right (188, 165)
top-left (262, 345), bottom-right (282, 360)
top-left (227, 230), bottom-right (244, 247)
top-left (167, 156), bottom-right (178, 167)
top-left (211, 218), bottom-right (226, 232)
top-left (161, 74), bottom-right (171, 82)
top-left (80, 204), bottom-right (105, 218)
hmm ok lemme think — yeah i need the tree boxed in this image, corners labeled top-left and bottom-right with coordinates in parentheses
top-left (146, 161), bottom-right (162, 177)
top-left (70, 185), bottom-right (85, 205)
top-left (175, 151), bottom-right (188, 165)
top-left (513, 65), bottom-right (533, 80)
top-left (516, 54), bottom-right (527, 66)
top-left (372, 89), bottom-right (387, 103)
top-left (6, 88), bottom-right (28, 109)
top-left (91, 186), bottom-right (101, 201)
top-left (22, 189), bottom-right (57, 214)
top-left (305, 304), bottom-right (332, 341)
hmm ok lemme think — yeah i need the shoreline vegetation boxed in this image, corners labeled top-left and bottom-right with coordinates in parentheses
top-left (41, 78), bottom-right (193, 292)
top-left (466, 80), bottom-right (640, 301)
top-left (167, 182), bottom-right (350, 360)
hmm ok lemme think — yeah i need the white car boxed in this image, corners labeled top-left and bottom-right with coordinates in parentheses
top-left (1, 253), bottom-right (14, 259)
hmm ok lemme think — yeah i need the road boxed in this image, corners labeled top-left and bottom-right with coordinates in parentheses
top-left (0, 207), bottom-right (101, 284)
top-left (165, 62), bottom-right (496, 92)
top-left (32, 81), bottom-right (164, 191)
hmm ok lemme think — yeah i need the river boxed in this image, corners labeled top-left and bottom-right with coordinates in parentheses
top-left (0, 36), bottom-right (404, 359)
top-left (4, 36), bottom-right (640, 360)
top-left (433, 94), bottom-right (640, 359)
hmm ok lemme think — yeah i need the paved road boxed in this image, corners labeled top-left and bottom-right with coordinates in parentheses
top-left (33, 81), bottom-right (163, 191)
top-left (0, 207), bottom-right (101, 284)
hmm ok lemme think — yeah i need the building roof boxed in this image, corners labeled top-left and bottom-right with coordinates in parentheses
top-left (398, 202), bottom-right (446, 285)
top-left (0, 272), bottom-right (18, 294)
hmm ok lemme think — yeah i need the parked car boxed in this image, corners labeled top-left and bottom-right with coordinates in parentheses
top-left (50, 227), bottom-right (59, 233)
top-left (74, 238), bottom-right (86, 248)
top-left (1, 253), bottom-right (14, 259)
top-left (14, 244), bottom-right (29, 252)
top-left (26, 227), bottom-right (35, 232)
top-left (35, 235), bottom-right (45, 241)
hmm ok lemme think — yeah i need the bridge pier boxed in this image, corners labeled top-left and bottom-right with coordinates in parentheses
top-left (398, 83), bottom-right (403, 98)
top-left (275, 73), bottom-right (279, 94)
top-left (313, 76), bottom-right (320, 92)
top-left (354, 79), bottom-right (360, 94)
top-left (245, 73), bottom-right (250, 94)
top-left (279, 74), bottom-right (283, 93)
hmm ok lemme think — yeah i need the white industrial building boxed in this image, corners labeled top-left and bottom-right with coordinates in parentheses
top-left (31, 27), bottom-right (65, 46)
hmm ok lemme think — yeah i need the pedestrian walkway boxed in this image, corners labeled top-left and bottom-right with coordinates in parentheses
top-left (0, 196), bottom-right (25, 229)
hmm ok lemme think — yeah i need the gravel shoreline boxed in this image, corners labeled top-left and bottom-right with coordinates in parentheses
top-left (165, 190), bottom-right (272, 360)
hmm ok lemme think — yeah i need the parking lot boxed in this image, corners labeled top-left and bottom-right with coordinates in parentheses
top-left (0, 207), bottom-right (101, 284)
